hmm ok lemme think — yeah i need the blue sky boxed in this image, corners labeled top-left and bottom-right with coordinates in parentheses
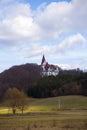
top-left (0, 0), bottom-right (87, 72)
top-left (22, 0), bottom-right (71, 9)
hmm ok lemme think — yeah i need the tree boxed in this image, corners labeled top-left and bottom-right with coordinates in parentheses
top-left (4, 88), bottom-right (28, 114)
top-left (17, 91), bottom-right (28, 114)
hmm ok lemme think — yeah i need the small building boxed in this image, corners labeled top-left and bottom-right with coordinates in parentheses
top-left (41, 55), bottom-right (59, 76)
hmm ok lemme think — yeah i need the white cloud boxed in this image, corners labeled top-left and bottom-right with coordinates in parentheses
top-left (0, 4), bottom-right (41, 45)
top-left (10, 33), bottom-right (86, 63)
top-left (0, 0), bottom-right (87, 72)
top-left (36, 1), bottom-right (72, 39)
top-left (29, 33), bottom-right (86, 56)
top-left (58, 64), bottom-right (71, 70)
top-left (57, 33), bottom-right (86, 52)
top-left (68, 0), bottom-right (87, 31)
top-left (0, 0), bottom-right (87, 44)
top-left (36, 0), bottom-right (87, 38)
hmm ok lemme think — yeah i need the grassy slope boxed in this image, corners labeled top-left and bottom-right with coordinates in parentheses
top-left (28, 95), bottom-right (87, 112)
top-left (0, 95), bottom-right (87, 114)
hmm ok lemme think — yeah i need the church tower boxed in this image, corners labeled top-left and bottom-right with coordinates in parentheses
top-left (41, 55), bottom-right (46, 66)
top-left (41, 55), bottom-right (59, 76)
top-left (41, 55), bottom-right (47, 76)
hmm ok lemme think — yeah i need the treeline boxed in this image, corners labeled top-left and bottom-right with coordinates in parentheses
top-left (28, 72), bottom-right (87, 98)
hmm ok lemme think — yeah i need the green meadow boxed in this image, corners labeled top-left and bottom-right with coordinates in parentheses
top-left (0, 96), bottom-right (87, 130)
top-left (28, 95), bottom-right (87, 112)
top-left (0, 96), bottom-right (87, 114)
top-left (0, 95), bottom-right (87, 113)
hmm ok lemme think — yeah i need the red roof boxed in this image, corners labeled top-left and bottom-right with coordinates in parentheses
top-left (45, 62), bottom-right (50, 70)
top-left (41, 55), bottom-right (46, 65)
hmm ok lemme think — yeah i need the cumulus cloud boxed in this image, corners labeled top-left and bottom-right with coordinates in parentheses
top-left (11, 33), bottom-right (86, 62)
top-left (35, 0), bottom-right (87, 38)
top-left (0, 2), bottom-right (41, 45)
top-left (69, 0), bottom-right (87, 31)
top-left (29, 33), bottom-right (86, 55)
top-left (57, 33), bottom-right (86, 52)
top-left (1, 16), bottom-right (40, 39)
top-left (0, 0), bottom-right (87, 71)
top-left (36, 1), bottom-right (72, 38)
top-left (0, 0), bottom-right (87, 45)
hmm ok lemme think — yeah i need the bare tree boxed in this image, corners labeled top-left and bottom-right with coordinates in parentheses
top-left (17, 90), bottom-right (28, 114)
top-left (4, 88), bottom-right (28, 114)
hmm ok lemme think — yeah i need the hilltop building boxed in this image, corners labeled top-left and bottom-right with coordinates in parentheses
top-left (41, 55), bottom-right (59, 76)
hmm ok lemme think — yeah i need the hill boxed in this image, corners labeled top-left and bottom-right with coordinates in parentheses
top-left (0, 63), bottom-right (42, 97)
top-left (0, 62), bottom-right (87, 98)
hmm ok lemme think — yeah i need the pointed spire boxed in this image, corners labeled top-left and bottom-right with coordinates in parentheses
top-left (41, 55), bottom-right (46, 65)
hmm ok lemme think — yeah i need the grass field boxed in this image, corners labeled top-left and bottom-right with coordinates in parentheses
top-left (0, 95), bottom-right (87, 130)
top-left (28, 95), bottom-right (87, 112)
top-left (0, 95), bottom-right (87, 113)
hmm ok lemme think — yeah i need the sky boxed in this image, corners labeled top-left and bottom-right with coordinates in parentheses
top-left (0, 0), bottom-right (87, 72)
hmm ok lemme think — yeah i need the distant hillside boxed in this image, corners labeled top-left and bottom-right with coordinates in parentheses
top-left (0, 63), bottom-right (42, 97)
top-left (28, 72), bottom-right (87, 98)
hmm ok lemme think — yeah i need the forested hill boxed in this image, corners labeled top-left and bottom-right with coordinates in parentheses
top-left (0, 63), bottom-right (87, 98)
top-left (28, 72), bottom-right (87, 98)
top-left (0, 63), bottom-right (42, 97)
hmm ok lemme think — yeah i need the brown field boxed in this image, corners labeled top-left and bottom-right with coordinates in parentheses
top-left (0, 110), bottom-right (87, 130)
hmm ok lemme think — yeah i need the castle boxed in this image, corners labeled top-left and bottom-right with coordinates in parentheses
top-left (41, 55), bottom-right (59, 76)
